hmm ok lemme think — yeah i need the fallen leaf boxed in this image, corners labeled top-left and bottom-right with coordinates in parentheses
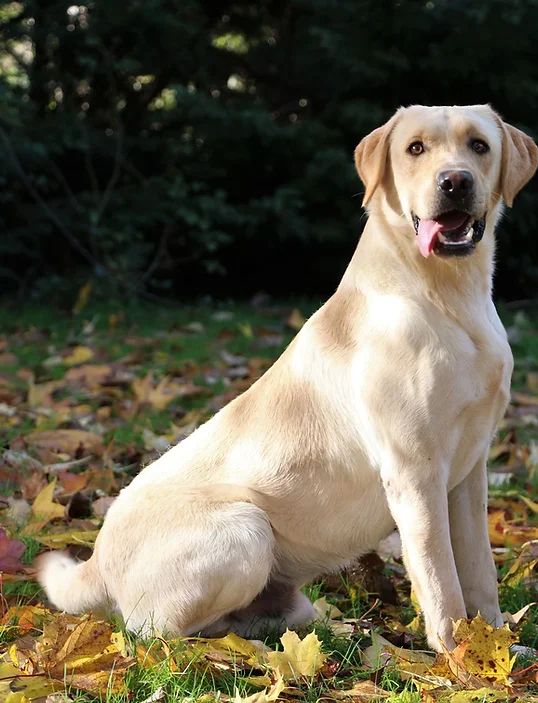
top-left (266, 629), bottom-right (326, 680)
top-left (7, 613), bottom-right (135, 695)
top-left (92, 496), bottom-right (116, 518)
top-left (63, 346), bottom-right (94, 366)
top-left (132, 372), bottom-right (205, 411)
top-left (363, 631), bottom-right (434, 671)
top-left (72, 281), bottom-right (92, 315)
top-left (35, 529), bottom-right (99, 549)
top-left (312, 596), bottom-right (343, 620)
top-left (23, 479), bottom-right (65, 534)
top-left (64, 364), bottom-right (114, 387)
top-left (520, 494), bottom-right (538, 513)
top-left (231, 676), bottom-right (285, 703)
top-left (27, 378), bottom-right (61, 409)
top-left (451, 614), bottom-right (517, 684)
top-left (286, 308), bottom-right (306, 331)
top-left (0, 605), bottom-right (52, 633)
top-left (329, 680), bottom-right (391, 700)
top-left (488, 509), bottom-right (538, 547)
top-left (25, 430), bottom-right (104, 458)
top-left (0, 673), bottom-right (61, 702)
top-left (140, 687), bottom-right (166, 703)
top-left (502, 602), bottom-right (536, 624)
top-left (0, 529), bottom-right (25, 573)
top-left (502, 540), bottom-right (538, 587)
top-left (448, 689), bottom-right (509, 702)
top-left (511, 391), bottom-right (538, 407)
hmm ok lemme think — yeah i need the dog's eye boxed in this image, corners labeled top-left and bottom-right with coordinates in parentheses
top-left (470, 139), bottom-right (489, 154)
top-left (408, 141), bottom-right (424, 156)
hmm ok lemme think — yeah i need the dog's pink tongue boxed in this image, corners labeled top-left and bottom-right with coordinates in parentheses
top-left (416, 212), bottom-right (470, 258)
top-left (417, 219), bottom-right (443, 258)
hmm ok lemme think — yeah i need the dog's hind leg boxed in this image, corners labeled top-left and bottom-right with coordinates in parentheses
top-left (114, 501), bottom-right (276, 637)
top-left (202, 580), bottom-right (316, 638)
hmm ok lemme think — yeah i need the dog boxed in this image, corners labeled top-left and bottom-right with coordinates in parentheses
top-left (37, 105), bottom-right (537, 652)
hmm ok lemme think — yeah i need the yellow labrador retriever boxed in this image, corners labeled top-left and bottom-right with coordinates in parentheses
top-left (38, 105), bottom-right (537, 652)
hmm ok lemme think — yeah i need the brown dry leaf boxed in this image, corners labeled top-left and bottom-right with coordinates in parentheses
top-left (57, 471), bottom-right (90, 495)
top-left (25, 430), bottom-right (104, 458)
top-left (132, 372), bottom-right (204, 411)
top-left (0, 529), bottom-right (25, 573)
top-left (363, 631), bottom-right (435, 671)
top-left (511, 391), bottom-right (538, 407)
top-left (64, 364), bottom-right (114, 387)
top-left (266, 629), bottom-right (326, 680)
top-left (27, 378), bottom-right (62, 409)
top-left (451, 614), bottom-right (517, 684)
top-left (92, 496), bottom-right (116, 518)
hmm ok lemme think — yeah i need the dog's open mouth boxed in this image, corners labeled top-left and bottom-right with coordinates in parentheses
top-left (412, 211), bottom-right (486, 258)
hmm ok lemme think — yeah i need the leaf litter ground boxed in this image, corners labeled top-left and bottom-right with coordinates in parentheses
top-left (0, 301), bottom-right (537, 703)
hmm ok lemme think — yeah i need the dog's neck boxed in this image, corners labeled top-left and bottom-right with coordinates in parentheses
top-left (340, 200), bottom-right (500, 319)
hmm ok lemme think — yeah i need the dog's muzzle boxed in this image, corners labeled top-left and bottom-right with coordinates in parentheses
top-left (412, 210), bottom-right (486, 258)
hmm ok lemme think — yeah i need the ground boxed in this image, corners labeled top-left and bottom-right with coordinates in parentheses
top-left (0, 299), bottom-right (537, 703)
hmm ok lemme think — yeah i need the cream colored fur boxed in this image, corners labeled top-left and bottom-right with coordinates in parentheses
top-left (37, 105), bottom-right (538, 652)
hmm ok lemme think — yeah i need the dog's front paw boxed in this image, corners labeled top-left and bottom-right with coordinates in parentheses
top-left (426, 618), bottom-right (457, 653)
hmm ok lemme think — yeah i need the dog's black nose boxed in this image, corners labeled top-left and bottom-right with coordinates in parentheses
top-left (436, 170), bottom-right (474, 199)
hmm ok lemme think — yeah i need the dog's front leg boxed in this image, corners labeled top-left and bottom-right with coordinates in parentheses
top-left (382, 468), bottom-right (466, 651)
top-left (448, 456), bottom-right (502, 626)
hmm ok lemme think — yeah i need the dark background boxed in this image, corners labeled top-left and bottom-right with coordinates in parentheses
top-left (1, 0), bottom-right (537, 303)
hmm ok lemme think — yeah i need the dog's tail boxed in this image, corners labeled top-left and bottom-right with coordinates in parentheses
top-left (36, 551), bottom-right (108, 614)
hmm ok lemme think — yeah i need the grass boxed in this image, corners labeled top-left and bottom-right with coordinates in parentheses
top-left (0, 299), bottom-right (537, 702)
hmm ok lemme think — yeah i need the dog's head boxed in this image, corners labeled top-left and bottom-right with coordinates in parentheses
top-left (355, 105), bottom-right (538, 258)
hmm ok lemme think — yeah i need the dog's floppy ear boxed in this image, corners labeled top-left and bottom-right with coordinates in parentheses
top-left (354, 112), bottom-right (400, 207)
top-left (495, 115), bottom-right (538, 207)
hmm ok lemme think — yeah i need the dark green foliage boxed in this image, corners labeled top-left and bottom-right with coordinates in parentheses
top-left (0, 0), bottom-right (537, 300)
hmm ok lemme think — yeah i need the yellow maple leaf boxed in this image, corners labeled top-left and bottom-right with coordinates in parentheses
top-left (451, 614), bottom-right (517, 684)
top-left (266, 629), bottom-right (326, 680)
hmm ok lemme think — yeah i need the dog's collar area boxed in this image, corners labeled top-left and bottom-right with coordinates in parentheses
top-left (412, 212), bottom-right (486, 258)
